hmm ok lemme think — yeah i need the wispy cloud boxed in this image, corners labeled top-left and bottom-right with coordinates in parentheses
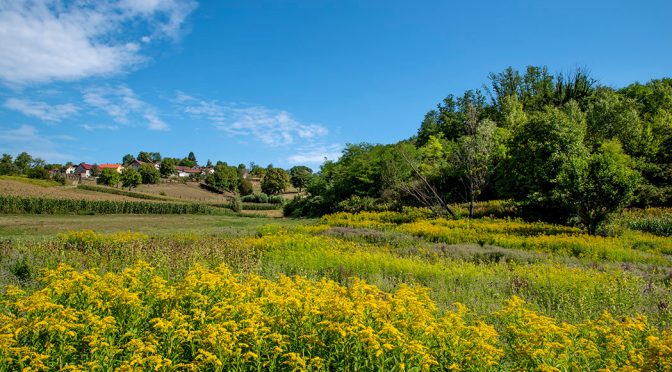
top-left (0, 0), bottom-right (197, 85)
top-left (287, 144), bottom-right (343, 165)
top-left (84, 86), bottom-right (168, 131)
top-left (80, 124), bottom-right (119, 131)
top-left (4, 98), bottom-right (79, 122)
top-left (0, 124), bottom-right (74, 162)
top-left (176, 92), bottom-right (328, 146)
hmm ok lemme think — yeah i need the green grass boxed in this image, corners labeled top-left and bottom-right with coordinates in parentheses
top-left (0, 175), bottom-right (61, 187)
top-left (0, 214), bottom-right (308, 239)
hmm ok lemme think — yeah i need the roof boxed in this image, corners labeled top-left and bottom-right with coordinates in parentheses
top-left (78, 163), bottom-right (93, 170)
top-left (99, 164), bottom-right (122, 169)
top-left (175, 166), bottom-right (201, 173)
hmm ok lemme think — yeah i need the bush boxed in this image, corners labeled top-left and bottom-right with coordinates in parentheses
top-left (231, 196), bottom-right (242, 213)
top-left (268, 195), bottom-right (285, 204)
top-left (238, 178), bottom-right (254, 196)
top-left (26, 167), bottom-right (49, 180)
top-left (51, 173), bottom-right (66, 185)
top-left (337, 195), bottom-right (392, 213)
top-left (283, 196), bottom-right (333, 218)
top-left (241, 193), bottom-right (270, 203)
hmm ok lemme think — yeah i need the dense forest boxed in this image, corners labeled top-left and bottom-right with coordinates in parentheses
top-left (285, 66), bottom-right (672, 234)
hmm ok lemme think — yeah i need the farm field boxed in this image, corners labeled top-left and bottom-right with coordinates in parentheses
top-left (1, 208), bottom-right (671, 370)
top-left (0, 179), bottom-right (149, 202)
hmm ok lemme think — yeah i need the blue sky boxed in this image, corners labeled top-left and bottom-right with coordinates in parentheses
top-left (0, 0), bottom-right (670, 168)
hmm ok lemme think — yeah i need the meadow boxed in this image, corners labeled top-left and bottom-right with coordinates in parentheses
top-left (1, 206), bottom-right (672, 370)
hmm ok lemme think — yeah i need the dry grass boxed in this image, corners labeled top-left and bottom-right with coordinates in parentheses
top-left (240, 209), bottom-right (284, 218)
top-left (135, 182), bottom-right (231, 202)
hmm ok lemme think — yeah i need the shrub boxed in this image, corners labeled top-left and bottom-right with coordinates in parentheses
top-left (238, 178), bottom-right (254, 196)
top-left (268, 195), bottom-right (285, 204)
top-left (231, 196), bottom-right (242, 213)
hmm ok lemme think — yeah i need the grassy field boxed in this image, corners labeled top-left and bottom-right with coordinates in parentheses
top-left (1, 202), bottom-right (671, 369)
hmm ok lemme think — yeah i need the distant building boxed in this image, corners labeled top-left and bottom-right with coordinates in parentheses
top-left (99, 164), bottom-right (124, 173)
top-left (75, 163), bottom-right (94, 178)
top-left (64, 165), bottom-right (76, 174)
top-left (129, 160), bottom-right (159, 171)
top-left (175, 165), bottom-right (201, 177)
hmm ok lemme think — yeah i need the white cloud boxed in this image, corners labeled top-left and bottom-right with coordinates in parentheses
top-left (287, 144), bottom-right (343, 165)
top-left (0, 0), bottom-right (197, 85)
top-left (84, 85), bottom-right (168, 130)
top-left (0, 124), bottom-right (74, 162)
top-left (80, 124), bottom-right (119, 131)
top-left (4, 98), bottom-right (79, 122)
top-left (176, 92), bottom-right (328, 146)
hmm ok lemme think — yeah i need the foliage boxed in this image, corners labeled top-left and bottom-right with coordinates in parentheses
top-left (14, 152), bottom-right (32, 174)
top-left (288, 165), bottom-right (313, 192)
top-left (26, 166), bottom-right (49, 180)
top-left (139, 163), bottom-right (160, 185)
top-left (261, 168), bottom-right (289, 195)
top-left (159, 158), bottom-right (176, 178)
top-left (499, 103), bottom-right (588, 220)
top-left (238, 178), bottom-right (254, 196)
top-left (0, 154), bottom-right (18, 175)
top-left (555, 140), bottom-right (641, 234)
top-left (122, 154), bottom-right (136, 166)
top-left (241, 193), bottom-right (269, 203)
top-left (231, 195), bottom-right (242, 212)
top-left (120, 168), bottom-right (142, 190)
top-left (96, 168), bottom-right (120, 187)
top-left (205, 163), bottom-right (239, 192)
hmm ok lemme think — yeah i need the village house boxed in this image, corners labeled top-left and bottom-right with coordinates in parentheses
top-left (75, 163), bottom-right (93, 178)
top-left (200, 167), bottom-right (215, 176)
top-left (98, 164), bottom-right (124, 173)
top-left (64, 165), bottom-right (77, 174)
top-left (175, 165), bottom-right (201, 178)
top-left (129, 160), bottom-right (160, 171)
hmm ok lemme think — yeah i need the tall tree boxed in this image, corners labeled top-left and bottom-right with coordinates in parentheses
top-left (450, 120), bottom-right (504, 218)
top-left (261, 168), bottom-right (290, 195)
top-left (289, 166), bottom-right (313, 193)
top-left (97, 169), bottom-right (120, 187)
top-left (499, 102), bottom-right (587, 220)
top-left (120, 168), bottom-right (142, 190)
top-left (122, 154), bottom-right (136, 166)
top-left (159, 158), bottom-right (176, 178)
top-left (139, 163), bottom-right (160, 184)
top-left (0, 154), bottom-right (17, 175)
top-left (14, 152), bottom-right (32, 174)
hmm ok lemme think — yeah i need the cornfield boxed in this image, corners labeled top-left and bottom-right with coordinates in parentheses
top-left (0, 195), bottom-right (219, 215)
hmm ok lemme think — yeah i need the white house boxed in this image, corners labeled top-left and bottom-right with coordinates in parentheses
top-left (175, 166), bottom-right (201, 177)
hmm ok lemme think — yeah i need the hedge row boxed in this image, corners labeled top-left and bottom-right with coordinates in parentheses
top-left (0, 195), bottom-right (219, 215)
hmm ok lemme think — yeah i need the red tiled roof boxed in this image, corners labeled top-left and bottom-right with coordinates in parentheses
top-left (175, 166), bottom-right (201, 173)
top-left (99, 164), bottom-right (122, 169)
top-left (79, 163), bottom-right (93, 170)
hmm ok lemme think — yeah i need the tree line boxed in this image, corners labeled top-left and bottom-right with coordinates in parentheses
top-left (1, 150), bottom-right (315, 199)
top-left (285, 66), bottom-right (671, 234)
